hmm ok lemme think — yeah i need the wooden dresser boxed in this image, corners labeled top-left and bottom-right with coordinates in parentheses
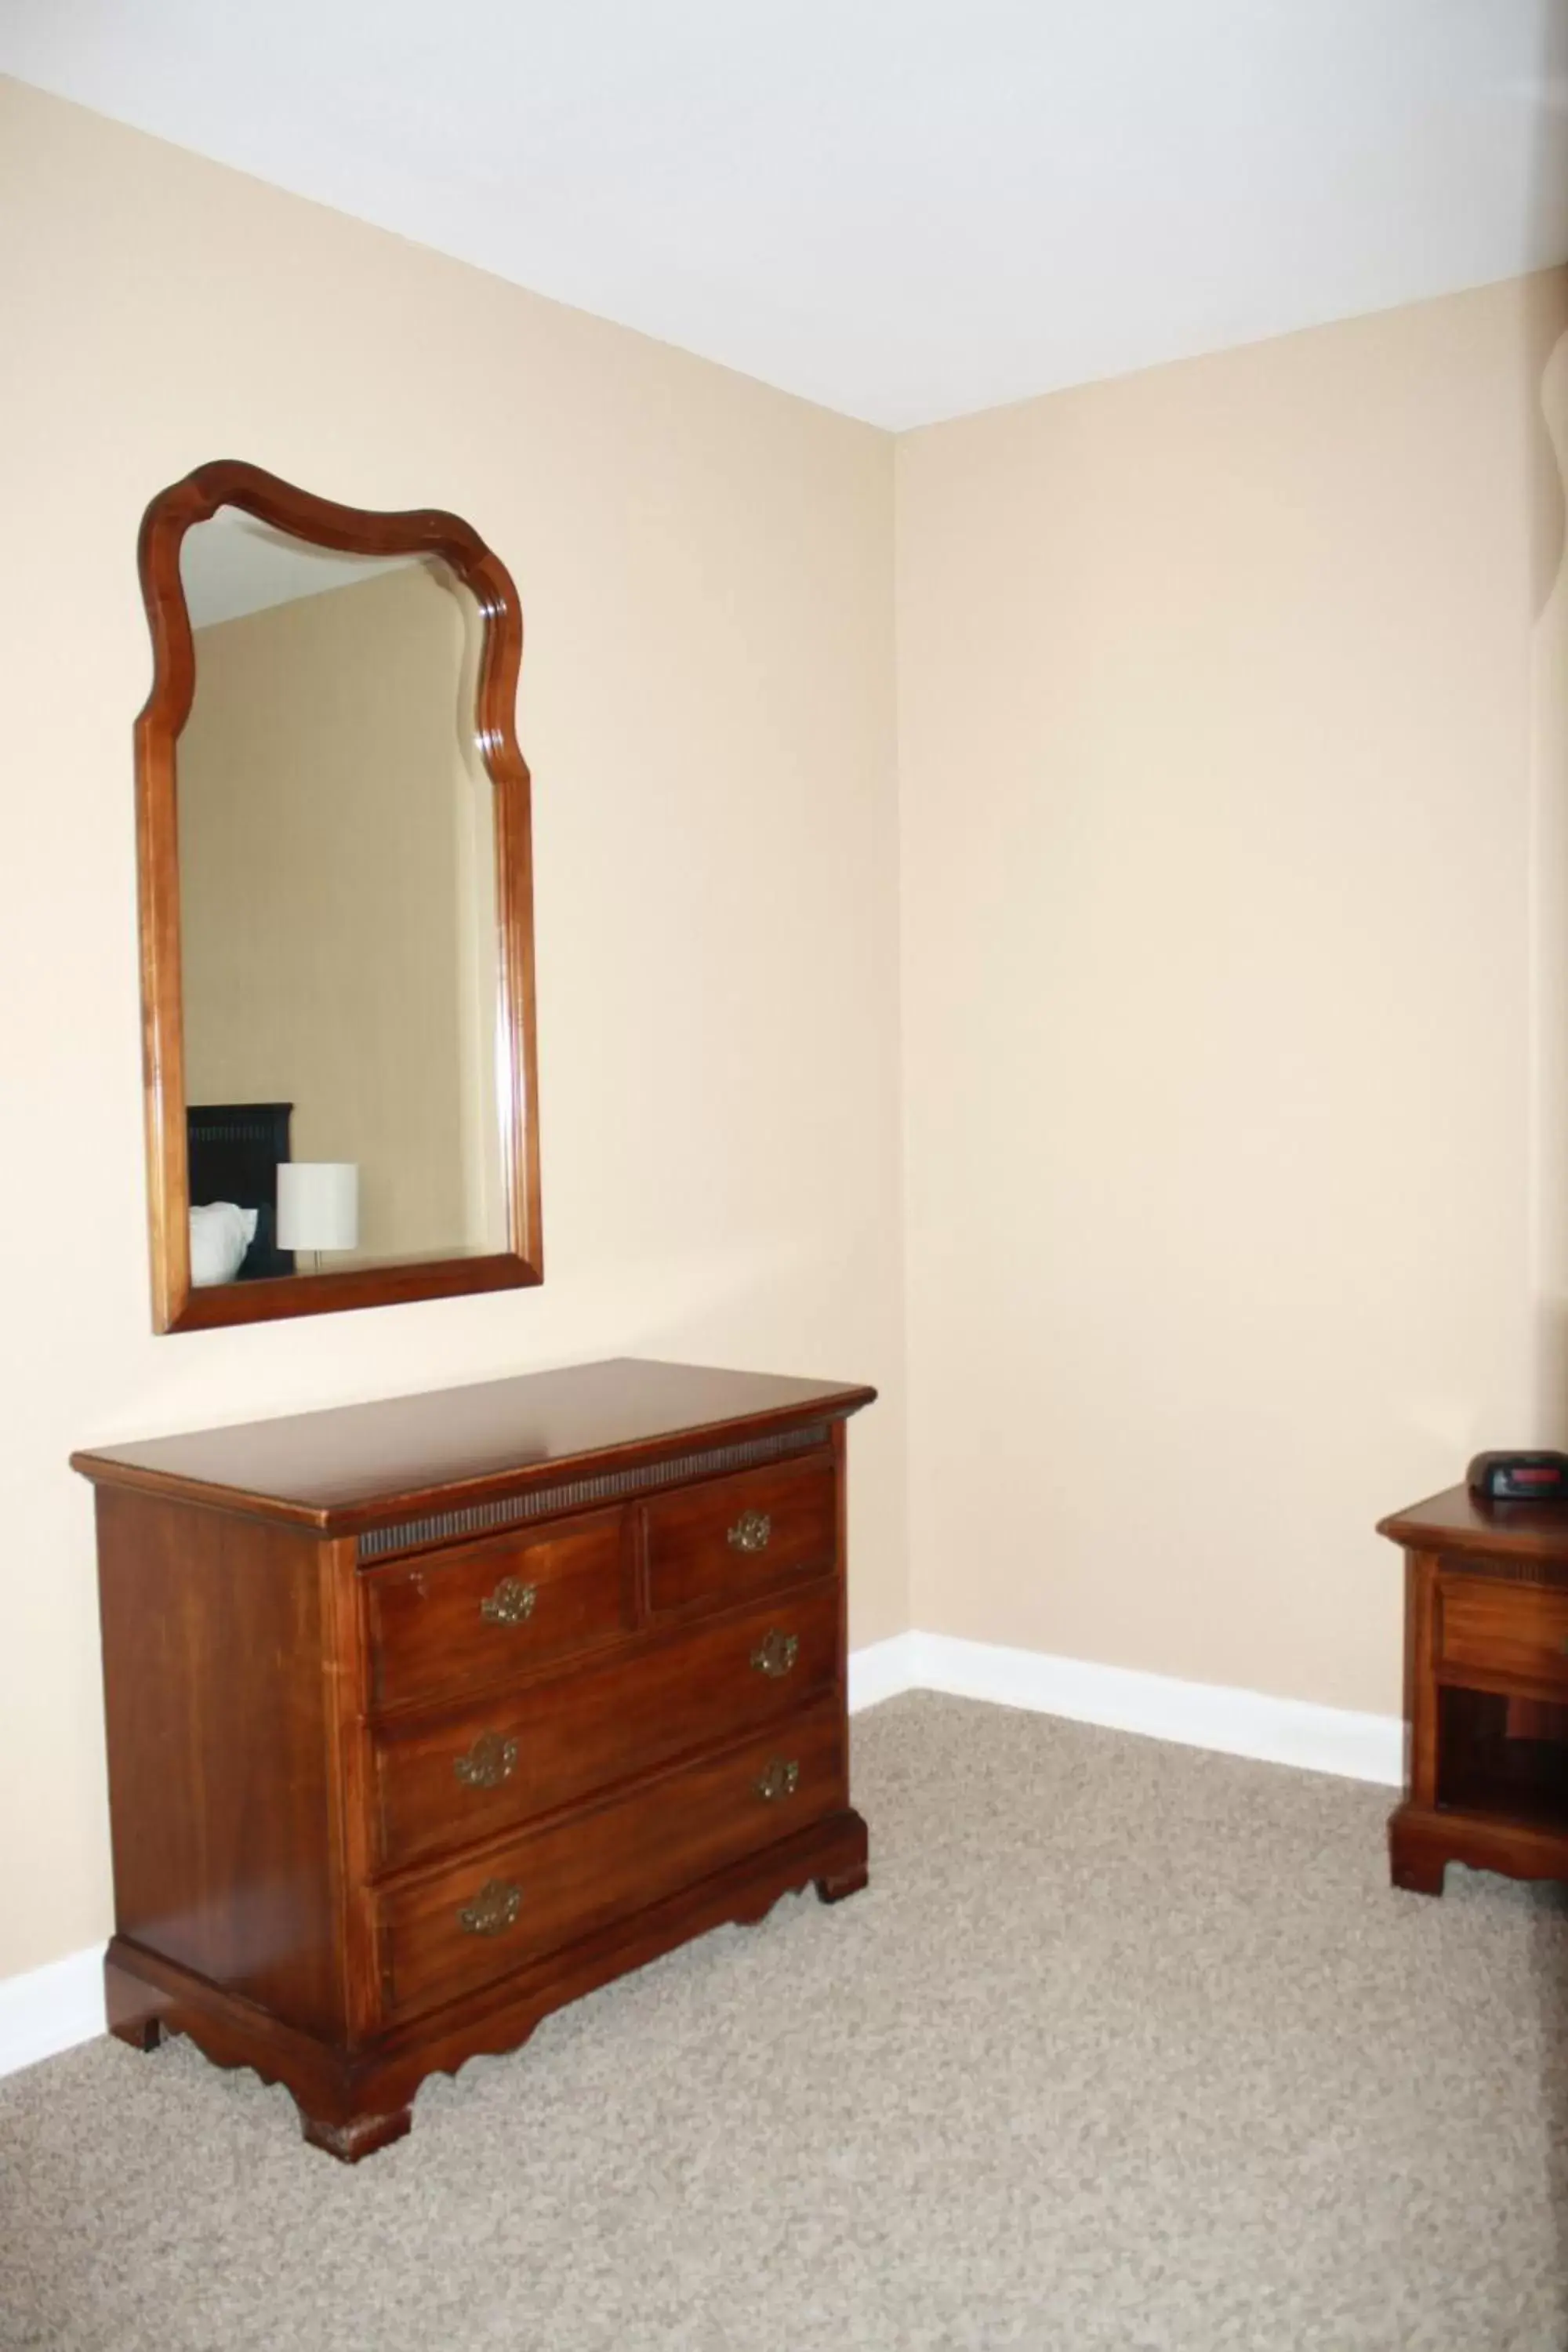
top-left (72, 1359), bottom-right (874, 2160)
top-left (1380, 1483), bottom-right (1568, 1894)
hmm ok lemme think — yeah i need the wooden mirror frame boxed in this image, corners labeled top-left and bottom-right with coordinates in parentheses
top-left (134, 458), bottom-right (543, 1333)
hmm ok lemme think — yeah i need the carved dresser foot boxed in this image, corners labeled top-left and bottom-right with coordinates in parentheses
top-left (104, 1955), bottom-right (169, 2052)
top-left (109, 2015), bottom-right (166, 2053)
top-left (299, 2104), bottom-right (414, 2164)
top-left (1388, 1820), bottom-right (1446, 1898)
top-left (815, 1861), bottom-right (869, 1905)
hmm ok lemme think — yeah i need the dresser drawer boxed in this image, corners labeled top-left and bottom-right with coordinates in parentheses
top-left (646, 1456), bottom-right (836, 1616)
top-left (364, 1508), bottom-right (633, 1713)
top-left (371, 1579), bottom-right (839, 1871)
top-left (376, 1698), bottom-right (844, 2021)
top-left (1439, 1573), bottom-right (1568, 1692)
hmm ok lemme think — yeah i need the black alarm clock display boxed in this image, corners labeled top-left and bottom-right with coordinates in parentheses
top-left (1467, 1450), bottom-right (1568, 1504)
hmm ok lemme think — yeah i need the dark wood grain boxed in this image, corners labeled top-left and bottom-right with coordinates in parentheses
top-left (371, 1578), bottom-right (839, 1870)
top-left (132, 456), bottom-right (543, 1334)
top-left (71, 1358), bottom-right (873, 1532)
top-left (1381, 1484), bottom-right (1568, 1897)
top-left (377, 1701), bottom-right (844, 2021)
top-left (1388, 1800), bottom-right (1568, 1893)
top-left (365, 1507), bottom-right (634, 1714)
top-left (645, 1456), bottom-right (837, 1614)
top-left (102, 1799), bottom-right (868, 2158)
top-left (94, 1489), bottom-right (351, 2037)
top-left (1404, 1549), bottom-right (1439, 1809)
top-left (1437, 1573), bottom-right (1568, 1690)
top-left (1377, 1484), bottom-right (1568, 1561)
top-left (79, 1359), bottom-right (873, 2158)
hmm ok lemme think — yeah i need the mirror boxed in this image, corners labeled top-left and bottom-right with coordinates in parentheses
top-left (134, 461), bottom-right (542, 1331)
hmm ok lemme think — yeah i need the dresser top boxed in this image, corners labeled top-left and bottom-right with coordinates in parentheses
top-left (71, 1357), bottom-right (875, 1534)
top-left (1377, 1483), bottom-right (1568, 1561)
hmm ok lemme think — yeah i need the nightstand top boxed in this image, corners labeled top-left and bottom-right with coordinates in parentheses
top-left (1377, 1483), bottom-right (1568, 1561)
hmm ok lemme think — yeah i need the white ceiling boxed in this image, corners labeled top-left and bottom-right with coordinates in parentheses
top-left (5, 0), bottom-right (1568, 428)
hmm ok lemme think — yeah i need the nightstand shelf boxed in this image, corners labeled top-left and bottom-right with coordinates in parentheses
top-left (1435, 1685), bottom-right (1568, 1824)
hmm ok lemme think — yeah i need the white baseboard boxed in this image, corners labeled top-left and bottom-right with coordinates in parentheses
top-left (0, 1946), bottom-right (105, 2082)
top-left (847, 1631), bottom-right (922, 1714)
top-left (850, 1628), bottom-right (1403, 1788)
top-left (0, 1634), bottom-right (1399, 2086)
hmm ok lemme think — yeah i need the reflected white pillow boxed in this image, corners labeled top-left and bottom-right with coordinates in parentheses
top-left (190, 1201), bottom-right (259, 1287)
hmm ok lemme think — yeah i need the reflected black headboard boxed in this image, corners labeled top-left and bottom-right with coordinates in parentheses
top-left (187, 1102), bottom-right (294, 1279)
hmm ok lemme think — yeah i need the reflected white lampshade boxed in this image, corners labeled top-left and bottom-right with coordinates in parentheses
top-left (277, 1161), bottom-right (358, 1254)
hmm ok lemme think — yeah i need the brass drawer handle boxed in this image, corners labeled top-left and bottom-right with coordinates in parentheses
top-left (728, 1510), bottom-right (772, 1555)
top-left (750, 1629), bottom-right (799, 1679)
top-left (458, 1878), bottom-right (522, 1936)
top-left (454, 1730), bottom-right (518, 1789)
top-left (756, 1757), bottom-right (800, 1802)
top-left (480, 1576), bottom-right (537, 1628)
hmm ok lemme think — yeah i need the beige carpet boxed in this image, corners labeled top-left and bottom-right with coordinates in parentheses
top-left (3, 1693), bottom-right (1568, 2352)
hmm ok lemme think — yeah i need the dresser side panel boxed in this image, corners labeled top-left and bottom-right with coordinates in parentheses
top-left (95, 1487), bottom-right (346, 2038)
top-left (319, 1533), bottom-right (378, 2047)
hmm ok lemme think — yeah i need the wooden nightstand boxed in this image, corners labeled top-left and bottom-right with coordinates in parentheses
top-left (1379, 1486), bottom-right (1568, 1894)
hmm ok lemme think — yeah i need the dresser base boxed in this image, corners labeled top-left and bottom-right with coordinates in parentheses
top-left (105, 1803), bottom-right (869, 2161)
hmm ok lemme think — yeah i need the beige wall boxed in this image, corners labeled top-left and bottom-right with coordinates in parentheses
top-left (0, 77), bottom-right (906, 1982)
top-left (181, 561), bottom-right (498, 1264)
top-left (896, 273), bottom-right (1568, 1716)
top-left (7, 67), bottom-right (1568, 1996)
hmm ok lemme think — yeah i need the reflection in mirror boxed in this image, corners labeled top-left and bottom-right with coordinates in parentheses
top-left (175, 510), bottom-right (503, 1285)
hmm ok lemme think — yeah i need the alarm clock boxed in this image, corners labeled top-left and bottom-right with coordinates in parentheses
top-left (1466, 1450), bottom-right (1568, 1503)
